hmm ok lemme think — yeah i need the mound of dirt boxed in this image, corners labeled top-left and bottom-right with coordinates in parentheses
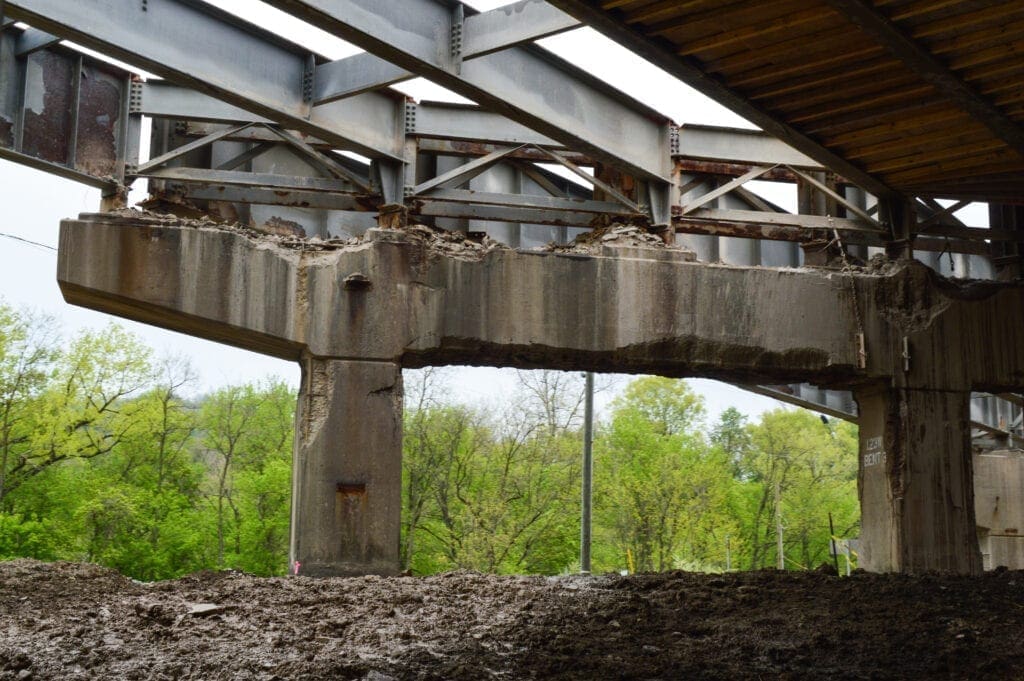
top-left (2, 559), bottom-right (1023, 680)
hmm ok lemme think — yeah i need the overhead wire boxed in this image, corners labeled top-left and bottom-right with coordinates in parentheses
top-left (0, 231), bottom-right (57, 251)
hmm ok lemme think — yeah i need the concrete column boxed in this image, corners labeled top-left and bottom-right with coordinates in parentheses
top-left (856, 385), bottom-right (982, 574)
top-left (289, 358), bottom-right (403, 577)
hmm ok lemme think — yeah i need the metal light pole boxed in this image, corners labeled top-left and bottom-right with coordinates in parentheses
top-left (775, 479), bottom-right (785, 570)
top-left (581, 372), bottom-right (594, 574)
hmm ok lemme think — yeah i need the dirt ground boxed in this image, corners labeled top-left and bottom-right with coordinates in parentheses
top-left (2, 560), bottom-right (1024, 680)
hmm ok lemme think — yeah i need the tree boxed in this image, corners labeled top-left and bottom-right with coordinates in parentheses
top-left (594, 377), bottom-right (736, 572)
top-left (711, 406), bottom-right (753, 478)
top-left (617, 376), bottom-right (705, 435)
top-left (402, 370), bottom-right (583, 575)
top-left (514, 369), bottom-right (587, 435)
top-left (197, 379), bottom-right (294, 574)
top-left (104, 356), bottom-right (205, 579)
top-left (734, 409), bottom-right (859, 570)
top-left (9, 325), bottom-right (154, 502)
top-left (0, 304), bottom-right (58, 509)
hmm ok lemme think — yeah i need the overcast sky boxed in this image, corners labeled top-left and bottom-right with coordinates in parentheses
top-left (0, 0), bottom-right (871, 422)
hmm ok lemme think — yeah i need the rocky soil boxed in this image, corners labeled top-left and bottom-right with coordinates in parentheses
top-left (2, 560), bottom-right (1024, 680)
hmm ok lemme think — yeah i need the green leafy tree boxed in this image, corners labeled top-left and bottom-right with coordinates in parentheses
top-left (594, 377), bottom-right (737, 572)
top-left (734, 408), bottom-right (859, 570)
top-left (10, 325), bottom-right (154, 501)
top-left (403, 370), bottom-right (583, 575)
top-left (197, 379), bottom-right (294, 575)
top-left (0, 304), bottom-right (58, 510)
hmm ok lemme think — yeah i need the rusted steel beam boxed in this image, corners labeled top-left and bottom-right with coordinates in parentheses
top-left (673, 217), bottom-right (830, 244)
top-left (416, 138), bottom-right (593, 165)
top-left (673, 211), bottom-right (990, 256)
top-left (675, 160), bottom-right (802, 182)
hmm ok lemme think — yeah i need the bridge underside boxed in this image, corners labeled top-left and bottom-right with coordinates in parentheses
top-left (59, 214), bottom-right (1024, 574)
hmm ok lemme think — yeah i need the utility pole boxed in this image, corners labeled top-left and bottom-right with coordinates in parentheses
top-left (580, 372), bottom-right (594, 574)
top-left (775, 479), bottom-right (784, 570)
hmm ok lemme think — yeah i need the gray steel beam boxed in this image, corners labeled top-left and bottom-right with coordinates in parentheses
top-left (462, 0), bottom-right (579, 58)
top-left (677, 124), bottom-right (822, 169)
top-left (743, 384), bottom-right (859, 423)
top-left (417, 198), bottom-right (617, 227)
top-left (13, 26), bottom-right (56, 55)
top-left (413, 101), bottom-right (561, 148)
top-left (746, 385), bottom-right (1023, 447)
top-left (313, 52), bottom-right (409, 104)
top-left (5, 0), bottom-right (406, 160)
top-left (138, 81), bottom-right (273, 124)
top-left (420, 187), bottom-right (635, 215)
top-left (178, 184), bottom-right (369, 212)
top-left (547, 0), bottom-right (895, 199)
top-left (140, 166), bottom-right (364, 194)
top-left (313, 0), bottom-right (579, 104)
top-left (263, 0), bottom-right (672, 182)
top-left (679, 208), bottom-right (885, 235)
top-left (139, 82), bottom-right (571, 151)
top-left (0, 147), bottom-right (117, 189)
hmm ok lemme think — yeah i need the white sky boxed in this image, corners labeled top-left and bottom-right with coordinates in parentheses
top-left (0, 0), bottom-right (987, 422)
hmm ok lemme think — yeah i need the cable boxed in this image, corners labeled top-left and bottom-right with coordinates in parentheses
top-left (0, 232), bottom-right (57, 252)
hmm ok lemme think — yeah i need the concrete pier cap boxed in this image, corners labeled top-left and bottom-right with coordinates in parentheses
top-left (57, 213), bottom-right (1024, 575)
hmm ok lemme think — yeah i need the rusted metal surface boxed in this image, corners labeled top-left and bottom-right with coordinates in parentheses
top-left (0, 29), bottom-right (21, 148)
top-left (21, 49), bottom-right (73, 164)
top-left (418, 137), bottom-right (592, 165)
top-left (336, 482), bottom-right (367, 496)
top-left (675, 159), bottom-right (803, 183)
top-left (74, 62), bottom-right (123, 178)
top-left (0, 27), bottom-right (127, 187)
top-left (0, 116), bottom-right (11, 147)
top-left (674, 216), bottom-right (832, 245)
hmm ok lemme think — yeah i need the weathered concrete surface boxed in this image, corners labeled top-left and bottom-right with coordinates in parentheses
top-left (974, 449), bottom-right (1024, 570)
top-left (290, 358), bottom-right (402, 577)
top-left (56, 214), bottom-right (1024, 388)
top-left (56, 214), bottom-right (1024, 575)
top-left (856, 385), bottom-right (982, 574)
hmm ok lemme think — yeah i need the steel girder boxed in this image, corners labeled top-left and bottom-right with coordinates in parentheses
top-left (261, 0), bottom-right (673, 185)
top-left (0, 7), bottom-right (1011, 255)
top-left (313, 0), bottom-right (580, 103)
top-left (137, 82), bottom-right (565, 151)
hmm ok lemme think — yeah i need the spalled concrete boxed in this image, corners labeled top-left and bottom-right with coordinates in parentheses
top-left (57, 213), bottom-right (1024, 575)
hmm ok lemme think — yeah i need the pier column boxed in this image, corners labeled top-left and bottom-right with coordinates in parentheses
top-left (289, 358), bottom-right (403, 576)
top-left (856, 385), bottom-right (981, 574)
